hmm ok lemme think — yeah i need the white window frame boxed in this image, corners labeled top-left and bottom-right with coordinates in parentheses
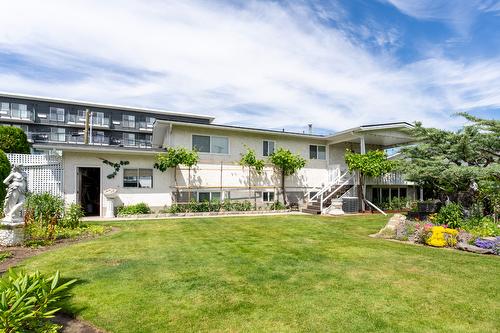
top-left (122, 114), bottom-right (136, 128)
top-left (50, 127), bottom-right (66, 142)
top-left (197, 191), bottom-right (221, 202)
top-left (49, 107), bottom-right (65, 122)
top-left (123, 133), bottom-right (136, 146)
top-left (192, 134), bottom-right (230, 155)
top-left (262, 140), bottom-right (276, 157)
top-left (309, 145), bottom-right (326, 160)
top-left (123, 168), bottom-right (153, 188)
top-left (262, 191), bottom-right (275, 202)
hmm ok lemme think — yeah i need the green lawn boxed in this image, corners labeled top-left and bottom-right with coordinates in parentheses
top-left (18, 215), bottom-right (500, 332)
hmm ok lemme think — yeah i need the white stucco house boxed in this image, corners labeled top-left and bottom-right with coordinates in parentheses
top-left (0, 93), bottom-right (417, 217)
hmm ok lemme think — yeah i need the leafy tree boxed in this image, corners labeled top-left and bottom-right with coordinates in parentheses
top-left (345, 150), bottom-right (394, 211)
top-left (400, 113), bottom-right (499, 214)
top-left (154, 148), bottom-right (199, 202)
top-left (239, 146), bottom-right (265, 208)
top-left (0, 126), bottom-right (30, 154)
top-left (269, 147), bottom-right (306, 205)
top-left (0, 150), bottom-right (11, 208)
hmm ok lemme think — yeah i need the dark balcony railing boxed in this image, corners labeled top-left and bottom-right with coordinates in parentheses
top-left (28, 132), bottom-right (151, 148)
top-left (0, 109), bottom-right (34, 121)
top-left (65, 114), bottom-right (110, 127)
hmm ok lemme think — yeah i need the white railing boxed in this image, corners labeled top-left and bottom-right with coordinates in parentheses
top-left (364, 199), bottom-right (387, 216)
top-left (319, 174), bottom-right (355, 212)
top-left (309, 170), bottom-right (350, 203)
top-left (367, 172), bottom-right (412, 185)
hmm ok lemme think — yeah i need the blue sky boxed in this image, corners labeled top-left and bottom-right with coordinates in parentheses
top-left (0, 0), bottom-right (499, 134)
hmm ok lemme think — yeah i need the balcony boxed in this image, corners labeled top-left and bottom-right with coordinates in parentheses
top-left (138, 121), bottom-right (154, 131)
top-left (366, 172), bottom-right (412, 186)
top-left (28, 132), bottom-right (151, 149)
top-left (66, 114), bottom-right (110, 127)
top-left (0, 108), bottom-right (35, 122)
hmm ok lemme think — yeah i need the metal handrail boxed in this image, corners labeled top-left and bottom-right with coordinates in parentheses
top-left (364, 199), bottom-right (387, 216)
top-left (309, 170), bottom-right (349, 202)
top-left (321, 175), bottom-right (354, 204)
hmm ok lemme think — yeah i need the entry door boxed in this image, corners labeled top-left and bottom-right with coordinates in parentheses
top-left (78, 167), bottom-right (101, 216)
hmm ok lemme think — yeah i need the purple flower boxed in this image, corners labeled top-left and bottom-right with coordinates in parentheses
top-left (475, 238), bottom-right (496, 249)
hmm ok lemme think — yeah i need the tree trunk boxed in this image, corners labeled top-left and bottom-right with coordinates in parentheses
top-left (174, 166), bottom-right (179, 203)
top-left (357, 171), bottom-right (365, 212)
top-left (281, 171), bottom-right (287, 206)
top-left (188, 167), bottom-right (191, 202)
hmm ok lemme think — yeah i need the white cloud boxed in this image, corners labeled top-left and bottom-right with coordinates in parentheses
top-left (0, 0), bottom-right (498, 133)
top-left (383, 0), bottom-right (500, 34)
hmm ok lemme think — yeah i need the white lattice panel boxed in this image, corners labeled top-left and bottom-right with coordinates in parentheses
top-left (6, 153), bottom-right (64, 198)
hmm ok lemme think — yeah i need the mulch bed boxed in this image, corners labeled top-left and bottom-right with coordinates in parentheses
top-left (0, 227), bottom-right (119, 332)
top-left (53, 313), bottom-right (105, 333)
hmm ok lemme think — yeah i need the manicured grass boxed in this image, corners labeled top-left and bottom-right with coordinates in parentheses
top-left (18, 215), bottom-right (500, 332)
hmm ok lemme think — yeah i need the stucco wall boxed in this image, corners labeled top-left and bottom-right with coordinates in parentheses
top-left (63, 151), bottom-right (173, 216)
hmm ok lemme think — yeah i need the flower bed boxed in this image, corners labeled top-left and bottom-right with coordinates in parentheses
top-left (374, 213), bottom-right (500, 256)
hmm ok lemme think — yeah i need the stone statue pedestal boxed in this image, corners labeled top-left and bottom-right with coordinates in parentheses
top-left (0, 219), bottom-right (25, 246)
top-left (103, 188), bottom-right (118, 218)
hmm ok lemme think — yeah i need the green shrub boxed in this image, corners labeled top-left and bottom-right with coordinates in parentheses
top-left (60, 203), bottom-right (84, 229)
top-left (117, 202), bottom-right (151, 216)
top-left (226, 200), bottom-right (252, 211)
top-left (0, 269), bottom-right (76, 333)
top-left (270, 201), bottom-right (286, 210)
top-left (462, 216), bottom-right (500, 237)
top-left (436, 203), bottom-right (463, 228)
top-left (0, 126), bottom-right (30, 154)
top-left (0, 251), bottom-right (12, 263)
top-left (24, 193), bottom-right (64, 244)
top-left (25, 193), bottom-right (64, 226)
top-left (166, 200), bottom-right (255, 213)
top-left (0, 150), bottom-right (10, 209)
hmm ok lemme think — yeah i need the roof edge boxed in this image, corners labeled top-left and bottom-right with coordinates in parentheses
top-left (0, 91), bottom-right (215, 122)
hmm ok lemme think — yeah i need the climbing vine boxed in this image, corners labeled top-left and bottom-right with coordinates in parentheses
top-left (100, 159), bottom-right (130, 179)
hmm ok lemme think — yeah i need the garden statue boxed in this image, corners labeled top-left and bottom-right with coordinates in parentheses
top-left (2, 164), bottom-right (27, 224)
top-left (0, 164), bottom-right (27, 246)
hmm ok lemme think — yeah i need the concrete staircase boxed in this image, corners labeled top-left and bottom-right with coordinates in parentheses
top-left (301, 184), bottom-right (352, 215)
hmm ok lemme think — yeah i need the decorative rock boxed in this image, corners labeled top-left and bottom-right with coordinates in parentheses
top-left (0, 221), bottom-right (25, 246)
top-left (456, 242), bottom-right (495, 255)
top-left (373, 214), bottom-right (406, 238)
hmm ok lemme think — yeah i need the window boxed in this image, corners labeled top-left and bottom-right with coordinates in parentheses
top-left (400, 188), bottom-right (407, 198)
top-left (197, 191), bottom-right (221, 202)
top-left (0, 102), bottom-right (9, 114)
top-left (123, 114), bottom-right (135, 128)
top-left (263, 140), bottom-right (275, 156)
top-left (123, 133), bottom-right (135, 146)
top-left (49, 107), bottom-right (65, 122)
top-left (92, 112), bottom-right (106, 126)
top-left (263, 191), bottom-right (275, 202)
top-left (309, 145), bottom-right (326, 160)
top-left (50, 127), bottom-right (65, 142)
top-left (192, 135), bottom-right (210, 152)
top-left (123, 169), bottom-right (153, 188)
top-left (11, 103), bottom-right (29, 119)
top-left (146, 117), bottom-right (155, 128)
top-left (93, 131), bottom-right (106, 144)
top-left (192, 135), bottom-right (229, 154)
top-left (211, 136), bottom-right (229, 154)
